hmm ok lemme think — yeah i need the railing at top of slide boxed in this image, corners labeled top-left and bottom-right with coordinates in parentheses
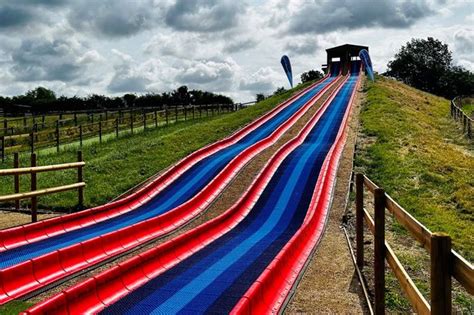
top-left (451, 97), bottom-right (472, 139)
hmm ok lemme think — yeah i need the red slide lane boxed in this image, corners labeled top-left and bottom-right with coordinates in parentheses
top-left (231, 73), bottom-right (362, 315)
top-left (0, 76), bottom-right (342, 305)
top-left (0, 74), bottom-right (331, 253)
top-left (21, 75), bottom-right (348, 315)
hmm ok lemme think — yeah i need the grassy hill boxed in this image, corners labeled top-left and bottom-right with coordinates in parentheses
top-left (355, 76), bottom-right (473, 312)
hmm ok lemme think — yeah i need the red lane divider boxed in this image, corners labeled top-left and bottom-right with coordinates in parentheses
top-left (0, 76), bottom-right (341, 305)
top-left (21, 75), bottom-right (348, 315)
top-left (231, 73), bottom-right (362, 315)
top-left (0, 73), bottom-right (330, 253)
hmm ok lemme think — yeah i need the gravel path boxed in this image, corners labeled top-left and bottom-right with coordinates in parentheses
top-left (285, 79), bottom-right (367, 314)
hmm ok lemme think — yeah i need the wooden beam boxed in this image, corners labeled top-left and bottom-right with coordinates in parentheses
top-left (0, 182), bottom-right (86, 202)
top-left (0, 162), bottom-right (85, 176)
top-left (374, 188), bottom-right (386, 315)
top-left (363, 175), bottom-right (378, 193)
top-left (385, 241), bottom-right (430, 314)
top-left (431, 233), bottom-right (452, 315)
top-left (452, 251), bottom-right (474, 294)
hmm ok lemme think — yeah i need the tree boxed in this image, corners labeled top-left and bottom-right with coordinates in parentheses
top-left (25, 87), bottom-right (56, 101)
top-left (386, 37), bottom-right (453, 95)
top-left (273, 87), bottom-right (286, 96)
top-left (256, 93), bottom-right (266, 103)
top-left (301, 70), bottom-right (323, 84)
top-left (123, 94), bottom-right (137, 108)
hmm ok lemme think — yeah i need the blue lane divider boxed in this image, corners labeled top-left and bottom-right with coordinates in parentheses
top-left (101, 65), bottom-right (360, 315)
top-left (0, 76), bottom-right (337, 269)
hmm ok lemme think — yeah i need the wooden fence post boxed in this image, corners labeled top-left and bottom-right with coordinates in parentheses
top-left (356, 173), bottom-right (364, 269)
top-left (175, 106), bottom-right (178, 122)
top-left (143, 110), bottom-right (147, 131)
top-left (184, 105), bottom-right (187, 121)
top-left (55, 120), bottom-right (60, 152)
top-left (79, 125), bottom-right (83, 147)
top-left (154, 111), bottom-right (158, 128)
top-left (30, 132), bottom-right (35, 153)
top-left (1, 135), bottom-right (5, 162)
top-left (31, 153), bottom-right (37, 223)
top-left (14, 152), bottom-right (20, 210)
top-left (165, 106), bottom-right (169, 125)
top-left (431, 233), bottom-right (452, 315)
top-left (130, 110), bottom-right (134, 134)
top-left (77, 150), bottom-right (84, 209)
top-left (99, 120), bottom-right (102, 143)
top-left (374, 188), bottom-right (386, 315)
top-left (115, 118), bottom-right (119, 138)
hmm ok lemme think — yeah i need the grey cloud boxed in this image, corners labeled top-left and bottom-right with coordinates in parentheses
top-left (166, 0), bottom-right (243, 32)
top-left (287, 0), bottom-right (433, 35)
top-left (239, 80), bottom-right (274, 92)
top-left (454, 29), bottom-right (473, 55)
top-left (9, 38), bottom-right (91, 82)
top-left (285, 40), bottom-right (320, 55)
top-left (0, 6), bottom-right (35, 29)
top-left (68, 0), bottom-right (159, 38)
top-left (223, 38), bottom-right (258, 53)
top-left (108, 76), bottom-right (149, 93)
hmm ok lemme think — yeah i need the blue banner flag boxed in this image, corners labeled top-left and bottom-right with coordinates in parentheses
top-left (359, 49), bottom-right (374, 81)
top-left (280, 55), bottom-right (293, 88)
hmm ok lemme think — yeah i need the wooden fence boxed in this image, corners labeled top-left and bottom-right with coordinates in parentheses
top-left (1, 104), bottom-right (239, 161)
top-left (0, 151), bottom-right (85, 222)
top-left (354, 173), bottom-right (473, 315)
top-left (451, 97), bottom-right (472, 139)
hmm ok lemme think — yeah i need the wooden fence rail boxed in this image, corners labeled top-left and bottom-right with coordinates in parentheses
top-left (354, 173), bottom-right (473, 315)
top-left (0, 151), bottom-right (85, 222)
top-left (451, 97), bottom-right (472, 139)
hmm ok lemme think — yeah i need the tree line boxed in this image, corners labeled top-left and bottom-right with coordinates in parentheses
top-left (386, 37), bottom-right (474, 99)
top-left (0, 85), bottom-right (233, 116)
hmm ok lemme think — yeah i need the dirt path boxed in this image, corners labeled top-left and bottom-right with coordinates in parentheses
top-left (28, 77), bottom-right (346, 304)
top-left (284, 80), bottom-right (367, 314)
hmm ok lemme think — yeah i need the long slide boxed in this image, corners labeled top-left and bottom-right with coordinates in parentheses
top-left (23, 62), bottom-right (361, 314)
top-left (0, 66), bottom-right (343, 304)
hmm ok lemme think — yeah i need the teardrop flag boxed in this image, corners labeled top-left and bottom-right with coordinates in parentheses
top-left (280, 55), bottom-right (293, 88)
top-left (359, 49), bottom-right (374, 81)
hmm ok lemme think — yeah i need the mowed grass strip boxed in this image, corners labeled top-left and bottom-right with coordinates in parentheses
top-left (356, 76), bottom-right (473, 312)
top-left (0, 82), bottom-right (313, 212)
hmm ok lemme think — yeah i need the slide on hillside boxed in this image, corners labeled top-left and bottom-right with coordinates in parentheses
top-left (23, 62), bottom-right (361, 314)
top-left (0, 66), bottom-right (343, 304)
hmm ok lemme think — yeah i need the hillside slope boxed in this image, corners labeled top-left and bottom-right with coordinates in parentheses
top-left (357, 76), bottom-right (473, 258)
top-left (355, 76), bottom-right (473, 312)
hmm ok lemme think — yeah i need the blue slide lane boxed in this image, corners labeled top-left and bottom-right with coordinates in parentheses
top-left (0, 71), bottom-right (340, 269)
top-left (100, 66), bottom-right (359, 314)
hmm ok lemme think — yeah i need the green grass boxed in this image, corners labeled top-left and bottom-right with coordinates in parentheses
top-left (0, 82), bottom-right (313, 212)
top-left (462, 103), bottom-right (474, 117)
top-left (356, 76), bottom-right (473, 312)
top-left (0, 301), bottom-right (33, 315)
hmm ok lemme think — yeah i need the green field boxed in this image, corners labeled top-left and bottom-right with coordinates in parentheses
top-left (356, 76), bottom-right (473, 312)
top-left (0, 82), bottom-right (313, 212)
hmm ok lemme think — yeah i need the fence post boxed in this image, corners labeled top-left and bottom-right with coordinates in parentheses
top-left (184, 105), bottom-right (187, 121)
top-left (431, 233), bottom-right (452, 315)
top-left (14, 152), bottom-right (20, 210)
top-left (192, 105), bottom-right (195, 120)
top-left (115, 118), bottom-right (119, 138)
top-left (356, 173), bottom-right (364, 269)
top-left (130, 110), bottom-right (134, 134)
top-left (374, 188), bottom-right (386, 315)
top-left (99, 120), bottom-right (102, 143)
top-left (175, 106), bottom-right (178, 122)
top-left (1, 135), bottom-right (5, 162)
top-left (199, 104), bottom-right (202, 118)
top-left (79, 125), bottom-right (83, 147)
top-left (143, 110), bottom-right (147, 131)
top-left (55, 120), bottom-right (60, 152)
top-left (31, 153), bottom-right (37, 223)
top-left (74, 113), bottom-right (78, 126)
top-left (30, 132), bottom-right (35, 153)
top-left (154, 110), bottom-right (158, 128)
top-left (468, 120), bottom-right (472, 139)
top-left (165, 106), bottom-right (169, 125)
top-left (77, 150), bottom-right (84, 209)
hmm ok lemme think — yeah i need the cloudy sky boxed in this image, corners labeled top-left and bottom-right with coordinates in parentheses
top-left (0, 0), bottom-right (472, 101)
